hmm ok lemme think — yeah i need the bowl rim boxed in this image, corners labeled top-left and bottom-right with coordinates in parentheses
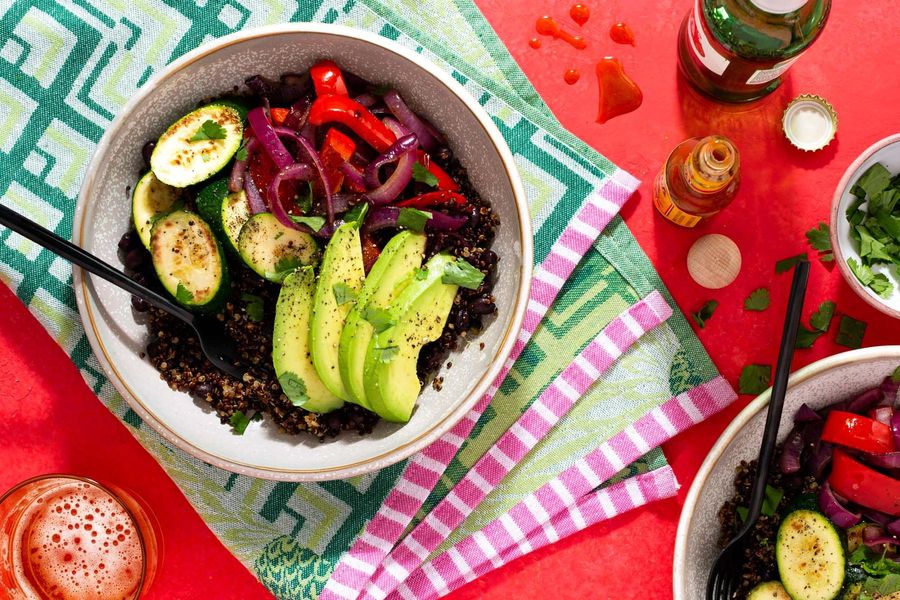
top-left (672, 345), bottom-right (900, 599)
top-left (72, 23), bottom-right (534, 482)
top-left (829, 133), bottom-right (900, 320)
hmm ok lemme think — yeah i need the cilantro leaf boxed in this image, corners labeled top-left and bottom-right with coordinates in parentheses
top-left (343, 201), bottom-right (369, 226)
top-left (809, 301), bottom-right (836, 332)
top-left (278, 371), bottom-right (309, 407)
top-left (851, 162), bottom-right (892, 198)
top-left (691, 300), bottom-right (718, 329)
top-left (412, 162), bottom-right (439, 187)
top-left (870, 273), bottom-right (895, 299)
top-left (175, 283), bottom-right (194, 304)
top-left (848, 257), bottom-right (875, 286)
top-left (377, 346), bottom-right (399, 363)
top-left (414, 267), bottom-right (428, 281)
top-left (892, 365), bottom-right (900, 384)
top-left (273, 256), bottom-right (302, 276)
top-left (229, 411), bottom-right (253, 435)
top-left (806, 222), bottom-right (832, 252)
top-left (857, 226), bottom-right (894, 263)
top-left (397, 208), bottom-right (432, 232)
top-left (189, 119), bottom-right (228, 141)
top-left (761, 485), bottom-right (783, 516)
top-left (290, 215), bottom-right (326, 232)
top-left (739, 364), bottom-right (771, 395)
top-left (235, 138), bottom-right (249, 161)
top-left (332, 282), bottom-right (357, 306)
top-left (240, 293), bottom-right (265, 322)
top-left (362, 306), bottom-right (396, 333)
top-left (836, 315), bottom-right (867, 349)
top-left (848, 258), bottom-right (895, 298)
top-left (442, 259), bottom-right (486, 290)
top-left (795, 325), bottom-right (823, 349)
top-left (296, 182), bottom-right (314, 215)
top-left (744, 288), bottom-right (770, 311)
top-left (776, 254), bottom-right (807, 273)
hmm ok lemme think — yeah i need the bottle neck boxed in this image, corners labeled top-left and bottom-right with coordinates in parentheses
top-left (683, 136), bottom-right (739, 194)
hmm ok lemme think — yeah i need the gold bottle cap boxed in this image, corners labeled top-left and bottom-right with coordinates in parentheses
top-left (782, 94), bottom-right (837, 152)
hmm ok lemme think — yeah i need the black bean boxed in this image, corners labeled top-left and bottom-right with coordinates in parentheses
top-left (436, 146), bottom-right (452, 163)
top-left (468, 205), bottom-right (480, 229)
top-left (123, 248), bottom-right (148, 271)
top-left (141, 141), bottom-right (155, 168)
top-left (194, 382), bottom-right (213, 399)
top-left (483, 250), bottom-right (499, 265)
top-left (470, 297), bottom-right (495, 315)
top-left (118, 230), bottom-right (138, 251)
top-left (131, 296), bottom-right (149, 312)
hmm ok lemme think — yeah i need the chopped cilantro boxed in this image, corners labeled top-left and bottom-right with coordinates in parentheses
top-left (291, 215), bottom-right (326, 232)
top-left (442, 259), bottom-right (485, 290)
top-left (848, 257), bottom-right (875, 285)
top-left (739, 364), bottom-right (771, 395)
top-left (230, 411), bottom-right (254, 435)
top-left (848, 257), bottom-right (895, 299)
top-left (836, 315), bottom-right (867, 349)
top-left (377, 346), bottom-right (399, 363)
top-left (851, 162), bottom-right (892, 198)
top-left (414, 267), bottom-right (429, 281)
top-left (273, 256), bottom-right (302, 276)
top-left (870, 273), bottom-right (895, 299)
top-left (241, 293), bottom-right (264, 322)
top-left (235, 138), bottom-right (249, 161)
top-left (175, 283), bottom-right (194, 304)
top-left (332, 282), bottom-right (357, 306)
top-left (857, 226), bottom-right (894, 262)
top-left (776, 254), bottom-right (807, 274)
top-left (795, 325), bottom-right (823, 349)
top-left (344, 201), bottom-right (369, 226)
top-left (744, 288), bottom-right (770, 311)
top-left (397, 207), bottom-right (432, 232)
top-left (189, 119), bottom-right (228, 141)
top-left (278, 371), bottom-right (309, 407)
top-left (296, 182), bottom-right (314, 215)
top-left (735, 485), bottom-right (782, 523)
top-left (809, 301), bottom-right (836, 332)
top-left (362, 306), bottom-right (395, 333)
top-left (412, 162), bottom-right (439, 187)
top-left (691, 300), bottom-right (718, 329)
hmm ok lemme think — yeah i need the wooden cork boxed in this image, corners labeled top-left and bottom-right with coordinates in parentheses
top-left (687, 234), bottom-right (742, 289)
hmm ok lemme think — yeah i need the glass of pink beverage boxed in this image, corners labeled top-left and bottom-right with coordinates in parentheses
top-left (0, 475), bottom-right (159, 600)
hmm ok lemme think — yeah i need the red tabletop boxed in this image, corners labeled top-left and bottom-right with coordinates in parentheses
top-left (0, 2), bottom-right (897, 599)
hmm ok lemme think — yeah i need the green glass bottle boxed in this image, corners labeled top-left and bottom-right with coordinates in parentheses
top-left (678, 0), bottom-right (831, 102)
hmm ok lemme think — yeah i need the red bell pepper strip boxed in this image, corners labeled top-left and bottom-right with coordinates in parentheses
top-left (821, 410), bottom-right (896, 454)
top-left (396, 191), bottom-right (468, 209)
top-left (319, 128), bottom-right (356, 194)
top-left (249, 150), bottom-right (299, 214)
top-left (416, 150), bottom-right (460, 192)
top-left (829, 449), bottom-right (900, 516)
top-left (269, 107), bottom-right (290, 126)
top-left (310, 60), bottom-right (349, 97)
top-left (308, 95), bottom-right (396, 153)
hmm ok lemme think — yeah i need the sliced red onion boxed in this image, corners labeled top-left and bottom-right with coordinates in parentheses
top-left (795, 403), bottom-right (822, 423)
top-left (805, 441), bottom-right (833, 479)
top-left (275, 126), bottom-right (334, 226)
top-left (893, 410), bottom-right (900, 452)
top-left (889, 518), bottom-right (900, 537)
top-left (364, 133), bottom-right (418, 189)
top-left (364, 121), bottom-right (416, 206)
top-left (847, 388), bottom-right (882, 413)
top-left (862, 508), bottom-right (894, 526)
top-left (229, 137), bottom-right (259, 193)
top-left (363, 206), bottom-right (466, 233)
top-left (282, 96), bottom-right (312, 131)
top-left (867, 451), bottom-right (900, 470)
top-left (819, 482), bottom-right (862, 528)
top-left (872, 406), bottom-right (894, 426)
top-left (354, 93), bottom-right (378, 108)
top-left (863, 525), bottom-right (899, 549)
top-left (339, 162), bottom-right (367, 191)
top-left (383, 90), bottom-right (437, 151)
top-left (331, 192), bottom-right (361, 215)
top-left (266, 162), bottom-right (314, 231)
top-left (780, 429), bottom-right (804, 474)
top-left (880, 376), bottom-right (900, 407)
top-left (247, 107), bottom-right (293, 169)
top-left (426, 211), bottom-right (468, 231)
top-left (242, 172), bottom-right (267, 215)
top-left (300, 123), bottom-right (316, 145)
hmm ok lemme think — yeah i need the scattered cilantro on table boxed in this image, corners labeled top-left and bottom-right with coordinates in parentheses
top-left (836, 315), bottom-right (867, 348)
top-left (805, 222), bottom-right (834, 262)
top-left (691, 300), bottom-right (718, 329)
top-left (744, 288), bottom-right (770, 311)
top-left (795, 326), bottom-right (823, 349)
top-left (796, 300), bottom-right (837, 349)
top-left (776, 254), bottom-right (807, 274)
top-left (739, 364), bottom-right (771, 395)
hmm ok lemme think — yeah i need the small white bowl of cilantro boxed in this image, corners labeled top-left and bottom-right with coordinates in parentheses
top-left (831, 133), bottom-right (900, 320)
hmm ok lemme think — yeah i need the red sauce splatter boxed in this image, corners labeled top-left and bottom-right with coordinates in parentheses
top-left (528, 37), bottom-right (542, 49)
top-left (536, 16), bottom-right (587, 50)
top-left (570, 3), bottom-right (590, 26)
top-left (595, 57), bottom-right (643, 124)
top-left (610, 22), bottom-right (636, 46)
top-left (564, 69), bottom-right (580, 85)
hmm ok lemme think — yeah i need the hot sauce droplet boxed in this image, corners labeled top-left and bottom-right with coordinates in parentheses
top-left (564, 69), bottom-right (580, 85)
top-left (536, 16), bottom-right (588, 50)
top-left (529, 37), bottom-right (542, 49)
top-left (570, 3), bottom-right (590, 26)
top-left (610, 22), bottom-right (636, 46)
top-left (595, 57), bottom-right (643, 124)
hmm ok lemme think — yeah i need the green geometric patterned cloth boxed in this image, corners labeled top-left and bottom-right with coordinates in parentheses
top-left (0, 1), bottom-right (721, 598)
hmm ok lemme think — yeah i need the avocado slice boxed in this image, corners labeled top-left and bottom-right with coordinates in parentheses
top-left (364, 253), bottom-right (459, 423)
top-left (339, 231), bottom-right (426, 410)
top-left (272, 267), bottom-right (343, 413)
top-left (310, 222), bottom-right (365, 400)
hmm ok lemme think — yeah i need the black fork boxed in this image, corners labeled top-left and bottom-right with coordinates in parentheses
top-left (0, 203), bottom-right (245, 379)
top-left (706, 260), bottom-right (809, 600)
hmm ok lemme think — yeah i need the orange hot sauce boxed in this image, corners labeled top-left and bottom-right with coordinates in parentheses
top-left (610, 22), bottom-right (636, 46)
top-left (564, 69), bottom-right (581, 85)
top-left (536, 16), bottom-right (587, 50)
top-left (570, 3), bottom-right (590, 26)
top-left (595, 57), bottom-right (643, 123)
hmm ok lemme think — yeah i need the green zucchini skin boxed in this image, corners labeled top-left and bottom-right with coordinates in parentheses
top-left (776, 509), bottom-right (846, 600)
top-left (196, 179), bottom-right (250, 257)
top-left (132, 171), bottom-right (183, 249)
top-left (149, 210), bottom-right (230, 312)
top-left (150, 104), bottom-right (243, 188)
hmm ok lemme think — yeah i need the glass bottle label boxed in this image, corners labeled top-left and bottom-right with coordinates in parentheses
top-left (686, 0), bottom-right (730, 76)
top-left (653, 172), bottom-right (703, 228)
top-left (746, 55), bottom-right (802, 84)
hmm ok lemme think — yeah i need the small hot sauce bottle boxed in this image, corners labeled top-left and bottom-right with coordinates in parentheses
top-left (653, 135), bottom-right (740, 227)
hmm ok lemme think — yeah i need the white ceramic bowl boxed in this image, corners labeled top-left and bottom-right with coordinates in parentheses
top-left (73, 24), bottom-right (532, 481)
top-left (673, 346), bottom-right (900, 599)
top-left (830, 134), bottom-right (900, 320)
